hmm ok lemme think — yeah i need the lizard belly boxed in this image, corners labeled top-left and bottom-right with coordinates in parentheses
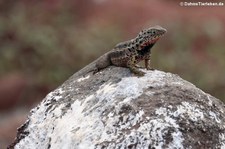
top-left (134, 55), bottom-right (145, 63)
top-left (111, 56), bottom-right (130, 67)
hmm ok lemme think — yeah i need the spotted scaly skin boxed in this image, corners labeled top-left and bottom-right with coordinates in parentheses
top-left (75, 26), bottom-right (167, 77)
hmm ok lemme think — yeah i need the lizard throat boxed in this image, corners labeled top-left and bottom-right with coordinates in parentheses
top-left (138, 43), bottom-right (155, 56)
top-left (140, 36), bottom-right (160, 49)
top-left (140, 38), bottom-right (158, 49)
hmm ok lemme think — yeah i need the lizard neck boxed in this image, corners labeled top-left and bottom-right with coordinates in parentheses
top-left (129, 38), bottom-right (143, 50)
top-left (130, 36), bottom-right (155, 53)
top-left (137, 43), bottom-right (155, 56)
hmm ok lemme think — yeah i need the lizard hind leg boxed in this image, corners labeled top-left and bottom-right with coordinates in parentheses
top-left (144, 54), bottom-right (154, 70)
top-left (95, 53), bottom-right (112, 72)
top-left (127, 59), bottom-right (145, 76)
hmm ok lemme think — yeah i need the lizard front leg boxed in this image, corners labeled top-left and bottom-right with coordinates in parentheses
top-left (127, 56), bottom-right (145, 76)
top-left (93, 53), bottom-right (112, 74)
top-left (145, 54), bottom-right (154, 70)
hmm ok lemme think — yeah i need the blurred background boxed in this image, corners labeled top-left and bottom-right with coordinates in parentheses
top-left (0, 0), bottom-right (225, 148)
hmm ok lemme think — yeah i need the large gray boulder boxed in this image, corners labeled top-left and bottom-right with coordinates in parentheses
top-left (9, 67), bottom-right (225, 149)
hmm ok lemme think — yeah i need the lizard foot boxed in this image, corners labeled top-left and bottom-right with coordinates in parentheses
top-left (135, 71), bottom-right (145, 77)
top-left (146, 67), bottom-right (155, 71)
top-left (135, 64), bottom-right (145, 69)
top-left (129, 67), bottom-right (145, 77)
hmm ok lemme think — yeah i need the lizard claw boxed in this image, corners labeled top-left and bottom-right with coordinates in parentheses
top-left (136, 71), bottom-right (145, 77)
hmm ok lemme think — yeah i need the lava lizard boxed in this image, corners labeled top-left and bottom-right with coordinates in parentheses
top-left (75, 25), bottom-right (166, 77)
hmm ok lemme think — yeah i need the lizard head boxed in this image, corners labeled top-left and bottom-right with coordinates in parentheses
top-left (137, 25), bottom-right (167, 47)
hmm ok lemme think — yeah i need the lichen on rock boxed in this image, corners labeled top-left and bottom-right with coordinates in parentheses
top-left (9, 67), bottom-right (225, 149)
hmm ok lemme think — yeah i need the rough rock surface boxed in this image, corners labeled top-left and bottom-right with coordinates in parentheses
top-left (9, 67), bottom-right (225, 149)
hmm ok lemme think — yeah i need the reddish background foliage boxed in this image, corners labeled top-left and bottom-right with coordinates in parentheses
top-left (0, 0), bottom-right (225, 148)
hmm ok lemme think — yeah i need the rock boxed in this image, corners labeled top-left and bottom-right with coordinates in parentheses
top-left (8, 67), bottom-right (225, 149)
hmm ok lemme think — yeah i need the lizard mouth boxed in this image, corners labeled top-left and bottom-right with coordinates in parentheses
top-left (140, 31), bottom-right (165, 48)
top-left (142, 36), bottom-right (160, 47)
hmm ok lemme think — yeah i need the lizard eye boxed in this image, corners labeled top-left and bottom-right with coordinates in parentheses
top-left (152, 31), bottom-right (156, 34)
